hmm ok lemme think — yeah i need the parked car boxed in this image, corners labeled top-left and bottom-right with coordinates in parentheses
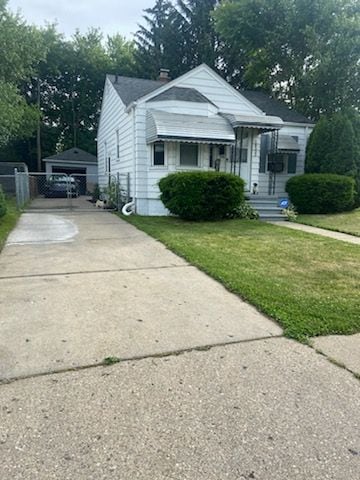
top-left (44, 176), bottom-right (80, 198)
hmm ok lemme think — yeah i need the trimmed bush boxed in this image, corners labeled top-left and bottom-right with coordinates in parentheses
top-left (286, 174), bottom-right (355, 214)
top-left (159, 172), bottom-right (245, 220)
top-left (0, 185), bottom-right (7, 218)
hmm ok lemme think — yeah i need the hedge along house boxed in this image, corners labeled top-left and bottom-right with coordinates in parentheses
top-left (97, 64), bottom-right (314, 215)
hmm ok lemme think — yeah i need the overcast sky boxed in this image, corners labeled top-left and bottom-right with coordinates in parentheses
top-left (8, 0), bottom-right (154, 39)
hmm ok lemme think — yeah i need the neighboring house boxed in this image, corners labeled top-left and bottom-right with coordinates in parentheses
top-left (97, 64), bottom-right (314, 215)
top-left (43, 148), bottom-right (98, 194)
top-left (0, 162), bottom-right (28, 195)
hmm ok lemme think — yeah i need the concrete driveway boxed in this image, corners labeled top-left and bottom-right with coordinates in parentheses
top-left (0, 206), bottom-right (359, 479)
top-left (0, 207), bottom-right (281, 380)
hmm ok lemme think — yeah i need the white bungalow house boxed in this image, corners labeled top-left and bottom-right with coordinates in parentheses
top-left (97, 64), bottom-right (314, 215)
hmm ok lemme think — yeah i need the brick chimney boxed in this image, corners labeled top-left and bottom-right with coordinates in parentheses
top-left (158, 68), bottom-right (170, 83)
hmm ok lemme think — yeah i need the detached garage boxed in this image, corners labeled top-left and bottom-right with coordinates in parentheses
top-left (43, 148), bottom-right (98, 194)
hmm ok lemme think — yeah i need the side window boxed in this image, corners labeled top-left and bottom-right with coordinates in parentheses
top-left (103, 142), bottom-right (107, 173)
top-left (116, 130), bottom-right (120, 159)
top-left (287, 153), bottom-right (297, 174)
top-left (153, 142), bottom-right (165, 166)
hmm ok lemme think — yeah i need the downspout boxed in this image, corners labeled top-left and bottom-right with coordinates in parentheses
top-left (122, 200), bottom-right (135, 216)
top-left (131, 103), bottom-right (137, 211)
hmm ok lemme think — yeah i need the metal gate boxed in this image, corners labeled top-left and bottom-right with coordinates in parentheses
top-left (0, 171), bottom-right (130, 211)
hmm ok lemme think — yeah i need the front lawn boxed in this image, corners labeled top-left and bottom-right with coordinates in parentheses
top-left (125, 216), bottom-right (360, 341)
top-left (297, 208), bottom-right (360, 237)
top-left (0, 197), bottom-right (20, 251)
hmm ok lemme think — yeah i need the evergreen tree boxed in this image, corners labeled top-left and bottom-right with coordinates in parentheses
top-left (176, 0), bottom-right (219, 69)
top-left (135, 0), bottom-right (184, 79)
top-left (306, 110), bottom-right (360, 202)
top-left (135, 0), bottom-right (220, 79)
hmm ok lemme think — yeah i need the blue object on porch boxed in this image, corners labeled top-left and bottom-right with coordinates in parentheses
top-left (278, 198), bottom-right (289, 208)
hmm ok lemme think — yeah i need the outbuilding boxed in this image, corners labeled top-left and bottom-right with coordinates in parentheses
top-left (43, 148), bottom-right (98, 194)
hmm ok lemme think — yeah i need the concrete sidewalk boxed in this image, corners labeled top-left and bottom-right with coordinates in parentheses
top-left (0, 338), bottom-right (359, 480)
top-left (1, 207), bottom-right (360, 479)
top-left (0, 208), bottom-right (281, 381)
top-left (270, 221), bottom-right (360, 245)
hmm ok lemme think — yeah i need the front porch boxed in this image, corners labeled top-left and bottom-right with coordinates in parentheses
top-left (247, 194), bottom-right (288, 221)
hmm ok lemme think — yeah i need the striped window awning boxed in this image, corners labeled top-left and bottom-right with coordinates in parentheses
top-left (220, 112), bottom-right (284, 132)
top-left (277, 135), bottom-right (300, 151)
top-left (146, 110), bottom-right (236, 145)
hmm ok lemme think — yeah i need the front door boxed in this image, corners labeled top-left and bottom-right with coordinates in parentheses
top-left (237, 129), bottom-right (251, 191)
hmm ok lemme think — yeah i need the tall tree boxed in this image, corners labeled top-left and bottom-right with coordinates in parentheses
top-left (135, 0), bottom-right (184, 79)
top-left (176, 0), bottom-right (219, 68)
top-left (135, 0), bottom-right (219, 79)
top-left (213, 0), bottom-right (360, 119)
top-left (0, 0), bottom-right (44, 147)
top-left (1, 25), bottom-right (138, 168)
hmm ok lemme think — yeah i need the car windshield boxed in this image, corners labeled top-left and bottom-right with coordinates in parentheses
top-left (49, 176), bottom-right (76, 184)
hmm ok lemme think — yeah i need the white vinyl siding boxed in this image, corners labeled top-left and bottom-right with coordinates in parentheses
top-left (97, 77), bottom-right (134, 192)
top-left (176, 68), bottom-right (262, 115)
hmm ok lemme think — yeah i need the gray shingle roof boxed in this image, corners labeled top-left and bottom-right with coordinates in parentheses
top-left (148, 86), bottom-right (210, 104)
top-left (44, 148), bottom-right (97, 164)
top-left (108, 75), bottom-right (163, 106)
top-left (241, 90), bottom-right (313, 124)
top-left (107, 73), bottom-right (314, 124)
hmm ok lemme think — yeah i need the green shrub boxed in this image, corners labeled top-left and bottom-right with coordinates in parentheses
top-left (226, 202), bottom-right (259, 219)
top-left (286, 174), bottom-right (355, 214)
top-left (0, 185), bottom-right (7, 218)
top-left (159, 172), bottom-right (245, 220)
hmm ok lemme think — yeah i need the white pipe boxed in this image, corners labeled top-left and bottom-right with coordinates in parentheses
top-left (122, 201), bottom-right (135, 216)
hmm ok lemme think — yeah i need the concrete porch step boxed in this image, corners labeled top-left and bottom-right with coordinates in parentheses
top-left (259, 213), bottom-right (286, 221)
top-left (247, 196), bottom-right (287, 221)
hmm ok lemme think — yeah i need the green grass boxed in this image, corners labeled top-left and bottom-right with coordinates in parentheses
top-left (297, 208), bottom-right (360, 237)
top-left (124, 215), bottom-right (360, 341)
top-left (0, 197), bottom-right (20, 251)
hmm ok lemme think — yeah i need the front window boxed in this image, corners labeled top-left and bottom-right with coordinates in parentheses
top-left (153, 142), bottom-right (165, 166)
top-left (267, 153), bottom-right (297, 174)
top-left (180, 143), bottom-right (198, 167)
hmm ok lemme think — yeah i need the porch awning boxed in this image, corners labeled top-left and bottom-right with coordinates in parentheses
top-left (146, 110), bottom-right (235, 144)
top-left (220, 112), bottom-right (283, 132)
top-left (278, 135), bottom-right (300, 151)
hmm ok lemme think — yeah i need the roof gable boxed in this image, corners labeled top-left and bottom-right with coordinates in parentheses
top-left (44, 148), bottom-right (97, 164)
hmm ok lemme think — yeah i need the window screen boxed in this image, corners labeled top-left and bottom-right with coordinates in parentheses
top-left (180, 144), bottom-right (198, 166)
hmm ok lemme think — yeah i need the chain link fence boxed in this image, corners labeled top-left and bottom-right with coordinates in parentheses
top-left (0, 170), bottom-right (130, 211)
